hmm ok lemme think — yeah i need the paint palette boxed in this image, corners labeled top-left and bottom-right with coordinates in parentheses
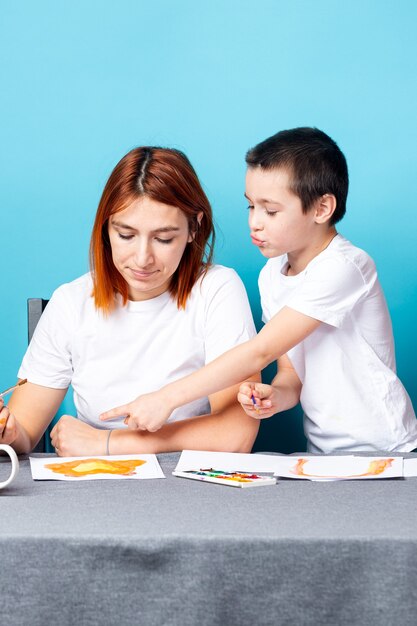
top-left (172, 468), bottom-right (277, 488)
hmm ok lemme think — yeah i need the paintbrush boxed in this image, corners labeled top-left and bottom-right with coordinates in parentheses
top-left (0, 379), bottom-right (27, 435)
top-left (0, 379), bottom-right (27, 399)
top-left (251, 393), bottom-right (260, 414)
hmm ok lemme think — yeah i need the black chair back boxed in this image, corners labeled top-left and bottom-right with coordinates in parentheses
top-left (27, 298), bottom-right (49, 452)
top-left (27, 298), bottom-right (49, 343)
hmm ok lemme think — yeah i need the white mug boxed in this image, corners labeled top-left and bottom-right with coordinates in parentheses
top-left (0, 444), bottom-right (19, 489)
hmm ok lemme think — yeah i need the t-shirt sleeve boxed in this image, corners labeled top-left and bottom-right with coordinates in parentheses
top-left (258, 262), bottom-right (272, 323)
top-left (201, 268), bottom-right (257, 364)
top-left (18, 285), bottom-right (75, 388)
top-left (286, 255), bottom-right (372, 328)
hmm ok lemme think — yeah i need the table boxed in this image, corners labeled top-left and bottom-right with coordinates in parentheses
top-left (2, 452), bottom-right (417, 626)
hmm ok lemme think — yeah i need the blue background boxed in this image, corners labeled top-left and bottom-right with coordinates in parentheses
top-left (1, 0), bottom-right (416, 452)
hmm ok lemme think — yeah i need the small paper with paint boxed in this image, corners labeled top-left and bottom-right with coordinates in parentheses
top-left (273, 456), bottom-right (403, 481)
top-left (29, 454), bottom-right (165, 481)
top-left (172, 468), bottom-right (276, 488)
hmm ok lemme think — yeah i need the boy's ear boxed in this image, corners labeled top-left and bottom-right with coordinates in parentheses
top-left (314, 194), bottom-right (337, 224)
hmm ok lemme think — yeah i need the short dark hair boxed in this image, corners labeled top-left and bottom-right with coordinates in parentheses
top-left (245, 127), bottom-right (348, 225)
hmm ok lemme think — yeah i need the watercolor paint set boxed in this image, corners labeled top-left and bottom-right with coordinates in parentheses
top-left (172, 468), bottom-right (277, 488)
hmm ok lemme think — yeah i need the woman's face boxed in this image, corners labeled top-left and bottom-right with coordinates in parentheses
top-left (108, 196), bottom-right (193, 301)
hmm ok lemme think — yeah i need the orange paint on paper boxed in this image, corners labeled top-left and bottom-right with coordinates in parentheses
top-left (45, 458), bottom-right (147, 477)
top-left (364, 459), bottom-right (395, 476)
top-left (291, 457), bottom-right (395, 479)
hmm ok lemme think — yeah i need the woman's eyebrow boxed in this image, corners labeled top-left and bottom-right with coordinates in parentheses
top-left (151, 226), bottom-right (181, 234)
top-left (110, 220), bottom-right (180, 234)
top-left (111, 220), bottom-right (136, 230)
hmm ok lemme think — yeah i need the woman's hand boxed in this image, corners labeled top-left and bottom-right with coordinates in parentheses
top-left (100, 390), bottom-right (173, 432)
top-left (50, 415), bottom-right (109, 457)
top-left (237, 382), bottom-right (278, 419)
top-left (0, 399), bottom-right (19, 444)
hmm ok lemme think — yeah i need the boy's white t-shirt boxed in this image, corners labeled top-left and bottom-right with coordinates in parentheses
top-left (19, 265), bottom-right (256, 429)
top-left (259, 234), bottom-right (417, 453)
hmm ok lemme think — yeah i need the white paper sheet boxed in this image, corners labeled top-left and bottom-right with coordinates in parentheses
top-left (403, 458), bottom-right (417, 477)
top-left (273, 455), bottom-right (403, 481)
top-left (175, 450), bottom-right (284, 473)
top-left (175, 451), bottom-right (404, 481)
top-left (29, 454), bottom-right (165, 481)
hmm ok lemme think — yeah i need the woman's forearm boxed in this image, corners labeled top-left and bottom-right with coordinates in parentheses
top-left (108, 405), bottom-right (259, 455)
top-left (10, 420), bottom-right (35, 455)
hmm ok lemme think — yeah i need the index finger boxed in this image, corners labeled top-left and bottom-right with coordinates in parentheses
top-left (100, 405), bottom-right (130, 421)
top-left (237, 391), bottom-right (255, 407)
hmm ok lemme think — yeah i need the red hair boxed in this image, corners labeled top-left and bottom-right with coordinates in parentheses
top-left (90, 147), bottom-right (215, 313)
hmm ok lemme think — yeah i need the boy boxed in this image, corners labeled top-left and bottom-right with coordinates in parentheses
top-left (102, 127), bottom-right (417, 453)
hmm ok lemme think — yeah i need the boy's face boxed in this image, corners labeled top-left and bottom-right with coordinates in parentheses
top-left (245, 166), bottom-right (318, 259)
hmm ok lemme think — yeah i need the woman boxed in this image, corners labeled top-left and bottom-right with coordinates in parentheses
top-left (0, 147), bottom-right (259, 456)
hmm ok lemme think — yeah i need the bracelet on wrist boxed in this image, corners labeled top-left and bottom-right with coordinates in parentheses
top-left (105, 429), bottom-right (112, 456)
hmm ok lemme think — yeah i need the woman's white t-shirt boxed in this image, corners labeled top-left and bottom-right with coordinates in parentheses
top-left (19, 265), bottom-right (256, 429)
top-left (259, 234), bottom-right (417, 453)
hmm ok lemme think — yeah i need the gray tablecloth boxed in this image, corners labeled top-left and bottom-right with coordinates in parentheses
top-left (1, 452), bottom-right (417, 626)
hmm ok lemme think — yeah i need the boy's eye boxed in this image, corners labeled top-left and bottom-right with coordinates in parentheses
top-left (265, 209), bottom-right (278, 216)
top-left (246, 204), bottom-right (254, 210)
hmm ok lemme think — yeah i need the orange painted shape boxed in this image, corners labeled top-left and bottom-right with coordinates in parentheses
top-left (290, 457), bottom-right (395, 479)
top-left (45, 458), bottom-right (147, 477)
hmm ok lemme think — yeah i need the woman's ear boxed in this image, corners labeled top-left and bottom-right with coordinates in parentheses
top-left (188, 211), bottom-right (204, 242)
top-left (315, 194), bottom-right (337, 224)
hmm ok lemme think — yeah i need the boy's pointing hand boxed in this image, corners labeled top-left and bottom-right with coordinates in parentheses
top-left (100, 390), bottom-right (172, 433)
